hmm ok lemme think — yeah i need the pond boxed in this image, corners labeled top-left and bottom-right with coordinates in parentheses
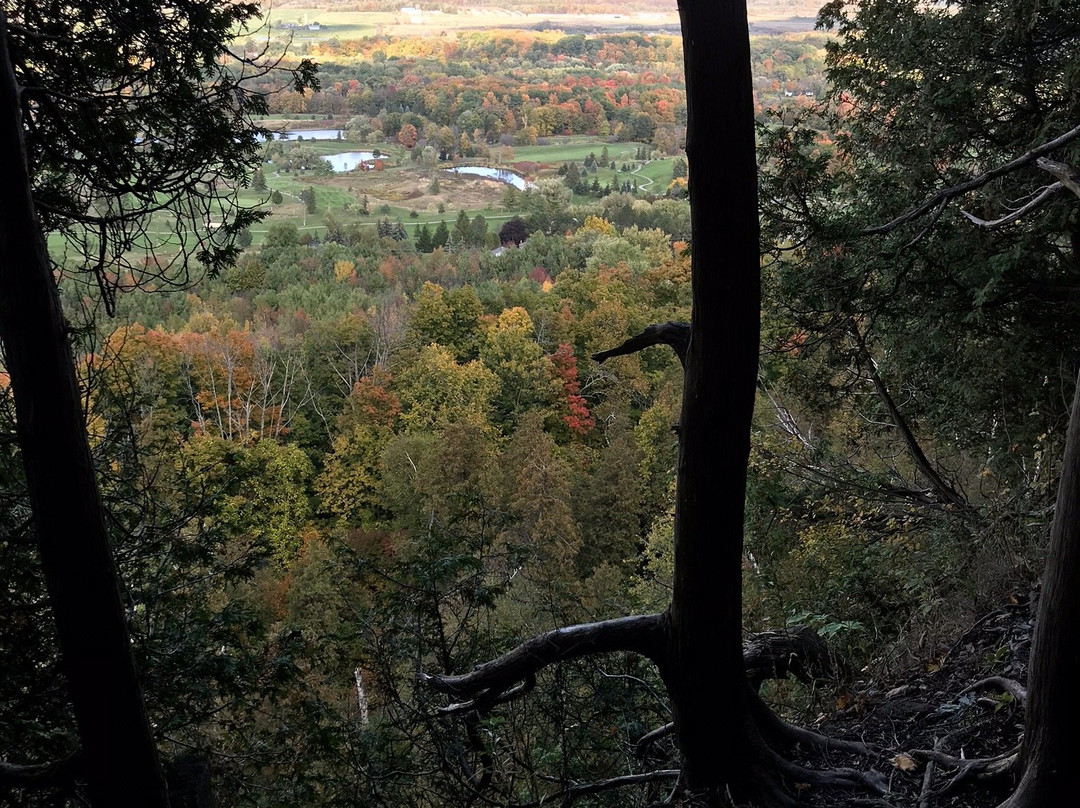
top-left (445, 166), bottom-right (530, 190)
top-left (324, 151), bottom-right (379, 172)
top-left (275, 128), bottom-right (345, 141)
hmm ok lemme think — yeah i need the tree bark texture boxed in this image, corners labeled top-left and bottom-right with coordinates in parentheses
top-left (1002, 367), bottom-right (1080, 807)
top-left (664, 0), bottom-right (764, 802)
top-left (0, 15), bottom-right (169, 807)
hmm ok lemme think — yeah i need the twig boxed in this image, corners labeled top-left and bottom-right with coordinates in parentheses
top-left (918, 737), bottom-right (943, 808)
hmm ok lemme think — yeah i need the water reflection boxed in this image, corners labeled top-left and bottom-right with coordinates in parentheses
top-left (445, 166), bottom-right (530, 190)
top-left (325, 152), bottom-right (378, 172)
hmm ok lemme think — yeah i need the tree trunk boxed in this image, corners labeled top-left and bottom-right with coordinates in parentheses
top-left (662, 0), bottom-right (769, 803)
top-left (1000, 366), bottom-right (1080, 807)
top-left (0, 15), bottom-right (169, 807)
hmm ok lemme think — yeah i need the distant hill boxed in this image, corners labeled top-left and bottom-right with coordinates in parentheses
top-left (270, 0), bottom-right (824, 23)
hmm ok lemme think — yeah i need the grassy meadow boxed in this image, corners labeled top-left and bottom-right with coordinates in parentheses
top-left (233, 135), bottom-right (677, 245)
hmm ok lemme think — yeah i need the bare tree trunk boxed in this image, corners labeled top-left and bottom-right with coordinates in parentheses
top-left (661, 0), bottom-right (770, 803)
top-left (0, 14), bottom-right (169, 807)
top-left (1000, 368), bottom-right (1080, 807)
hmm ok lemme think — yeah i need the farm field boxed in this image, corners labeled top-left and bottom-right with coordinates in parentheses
top-left (253, 2), bottom-right (823, 42)
top-left (57, 136), bottom-right (680, 259)
top-left (245, 135), bottom-right (674, 244)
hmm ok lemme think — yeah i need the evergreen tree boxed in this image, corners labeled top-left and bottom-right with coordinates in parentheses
top-left (415, 223), bottom-right (433, 252)
top-left (452, 210), bottom-right (472, 245)
top-left (433, 219), bottom-right (450, 249)
top-left (563, 161), bottom-right (581, 189)
top-left (250, 167), bottom-right (267, 192)
top-left (469, 214), bottom-right (488, 247)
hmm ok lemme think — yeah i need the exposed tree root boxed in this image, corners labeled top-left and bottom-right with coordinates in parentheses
top-left (910, 745), bottom-right (1019, 798)
top-left (771, 749), bottom-right (888, 796)
top-left (743, 626), bottom-right (834, 690)
top-left (421, 616), bottom-right (888, 807)
top-left (899, 674), bottom-right (1026, 803)
top-left (751, 688), bottom-right (882, 758)
top-left (918, 737), bottom-right (944, 808)
top-left (959, 676), bottom-right (1027, 706)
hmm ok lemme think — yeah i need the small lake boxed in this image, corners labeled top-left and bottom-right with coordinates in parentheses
top-left (325, 151), bottom-right (379, 172)
top-left (275, 128), bottom-right (345, 141)
top-left (445, 166), bottom-right (530, 190)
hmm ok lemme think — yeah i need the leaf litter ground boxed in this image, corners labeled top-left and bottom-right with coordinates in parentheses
top-left (774, 599), bottom-right (1034, 807)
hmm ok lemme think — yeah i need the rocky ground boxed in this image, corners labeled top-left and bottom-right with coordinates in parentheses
top-left (789, 598), bottom-right (1034, 807)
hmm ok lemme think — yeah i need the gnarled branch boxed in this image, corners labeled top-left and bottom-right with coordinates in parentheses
top-left (862, 350), bottom-right (970, 512)
top-left (418, 614), bottom-right (666, 701)
top-left (635, 722), bottom-right (676, 758)
top-left (743, 626), bottom-right (833, 690)
top-left (1037, 158), bottom-right (1080, 199)
top-left (592, 322), bottom-right (690, 367)
top-left (959, 676), bottom-right (1027, 706)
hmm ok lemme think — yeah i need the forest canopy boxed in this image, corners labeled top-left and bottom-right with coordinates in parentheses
top-left (2, 0), bottom-right (1080, 806)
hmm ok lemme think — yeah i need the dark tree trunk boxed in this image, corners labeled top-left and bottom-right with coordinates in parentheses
top-left (662, 0), bottom-right (769, 803)
top-left (1002, 367), bottom-right (1080, 807)
top-left (422, 4), bottom-right (884, 804)
top-left (0, 15), bottom-right (169, 807)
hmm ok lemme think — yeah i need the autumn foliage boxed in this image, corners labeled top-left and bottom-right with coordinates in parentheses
top-left (551, 343), bottom-right (594, 436)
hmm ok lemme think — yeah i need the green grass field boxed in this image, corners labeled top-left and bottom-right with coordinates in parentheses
top-left (47, 137), bottom-right (685, 257)
top-left (513, 138), bottom-right (649, 165)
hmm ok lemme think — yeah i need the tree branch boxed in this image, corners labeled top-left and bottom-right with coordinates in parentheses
top-left (1036, 157), bottom-right (1080, 199)
top-left (537, 769), bottom-right (681, 807)
top-left (961, 183), bottom-right (1065, 228)
top-left (862, 123), bottom-right (1080, 235)
top-left (0, 751), bottom-right (80, 789)
top-left (743, 626), bottom-right (833, 690)
top-left (861, 348), bottom-right (970, 512)
top-left (592, 323), bottom-right (690, 367)
top-left (636, 722), bottom-right (676, 758)
top-left (418, 614), bottom-right (666, 700)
